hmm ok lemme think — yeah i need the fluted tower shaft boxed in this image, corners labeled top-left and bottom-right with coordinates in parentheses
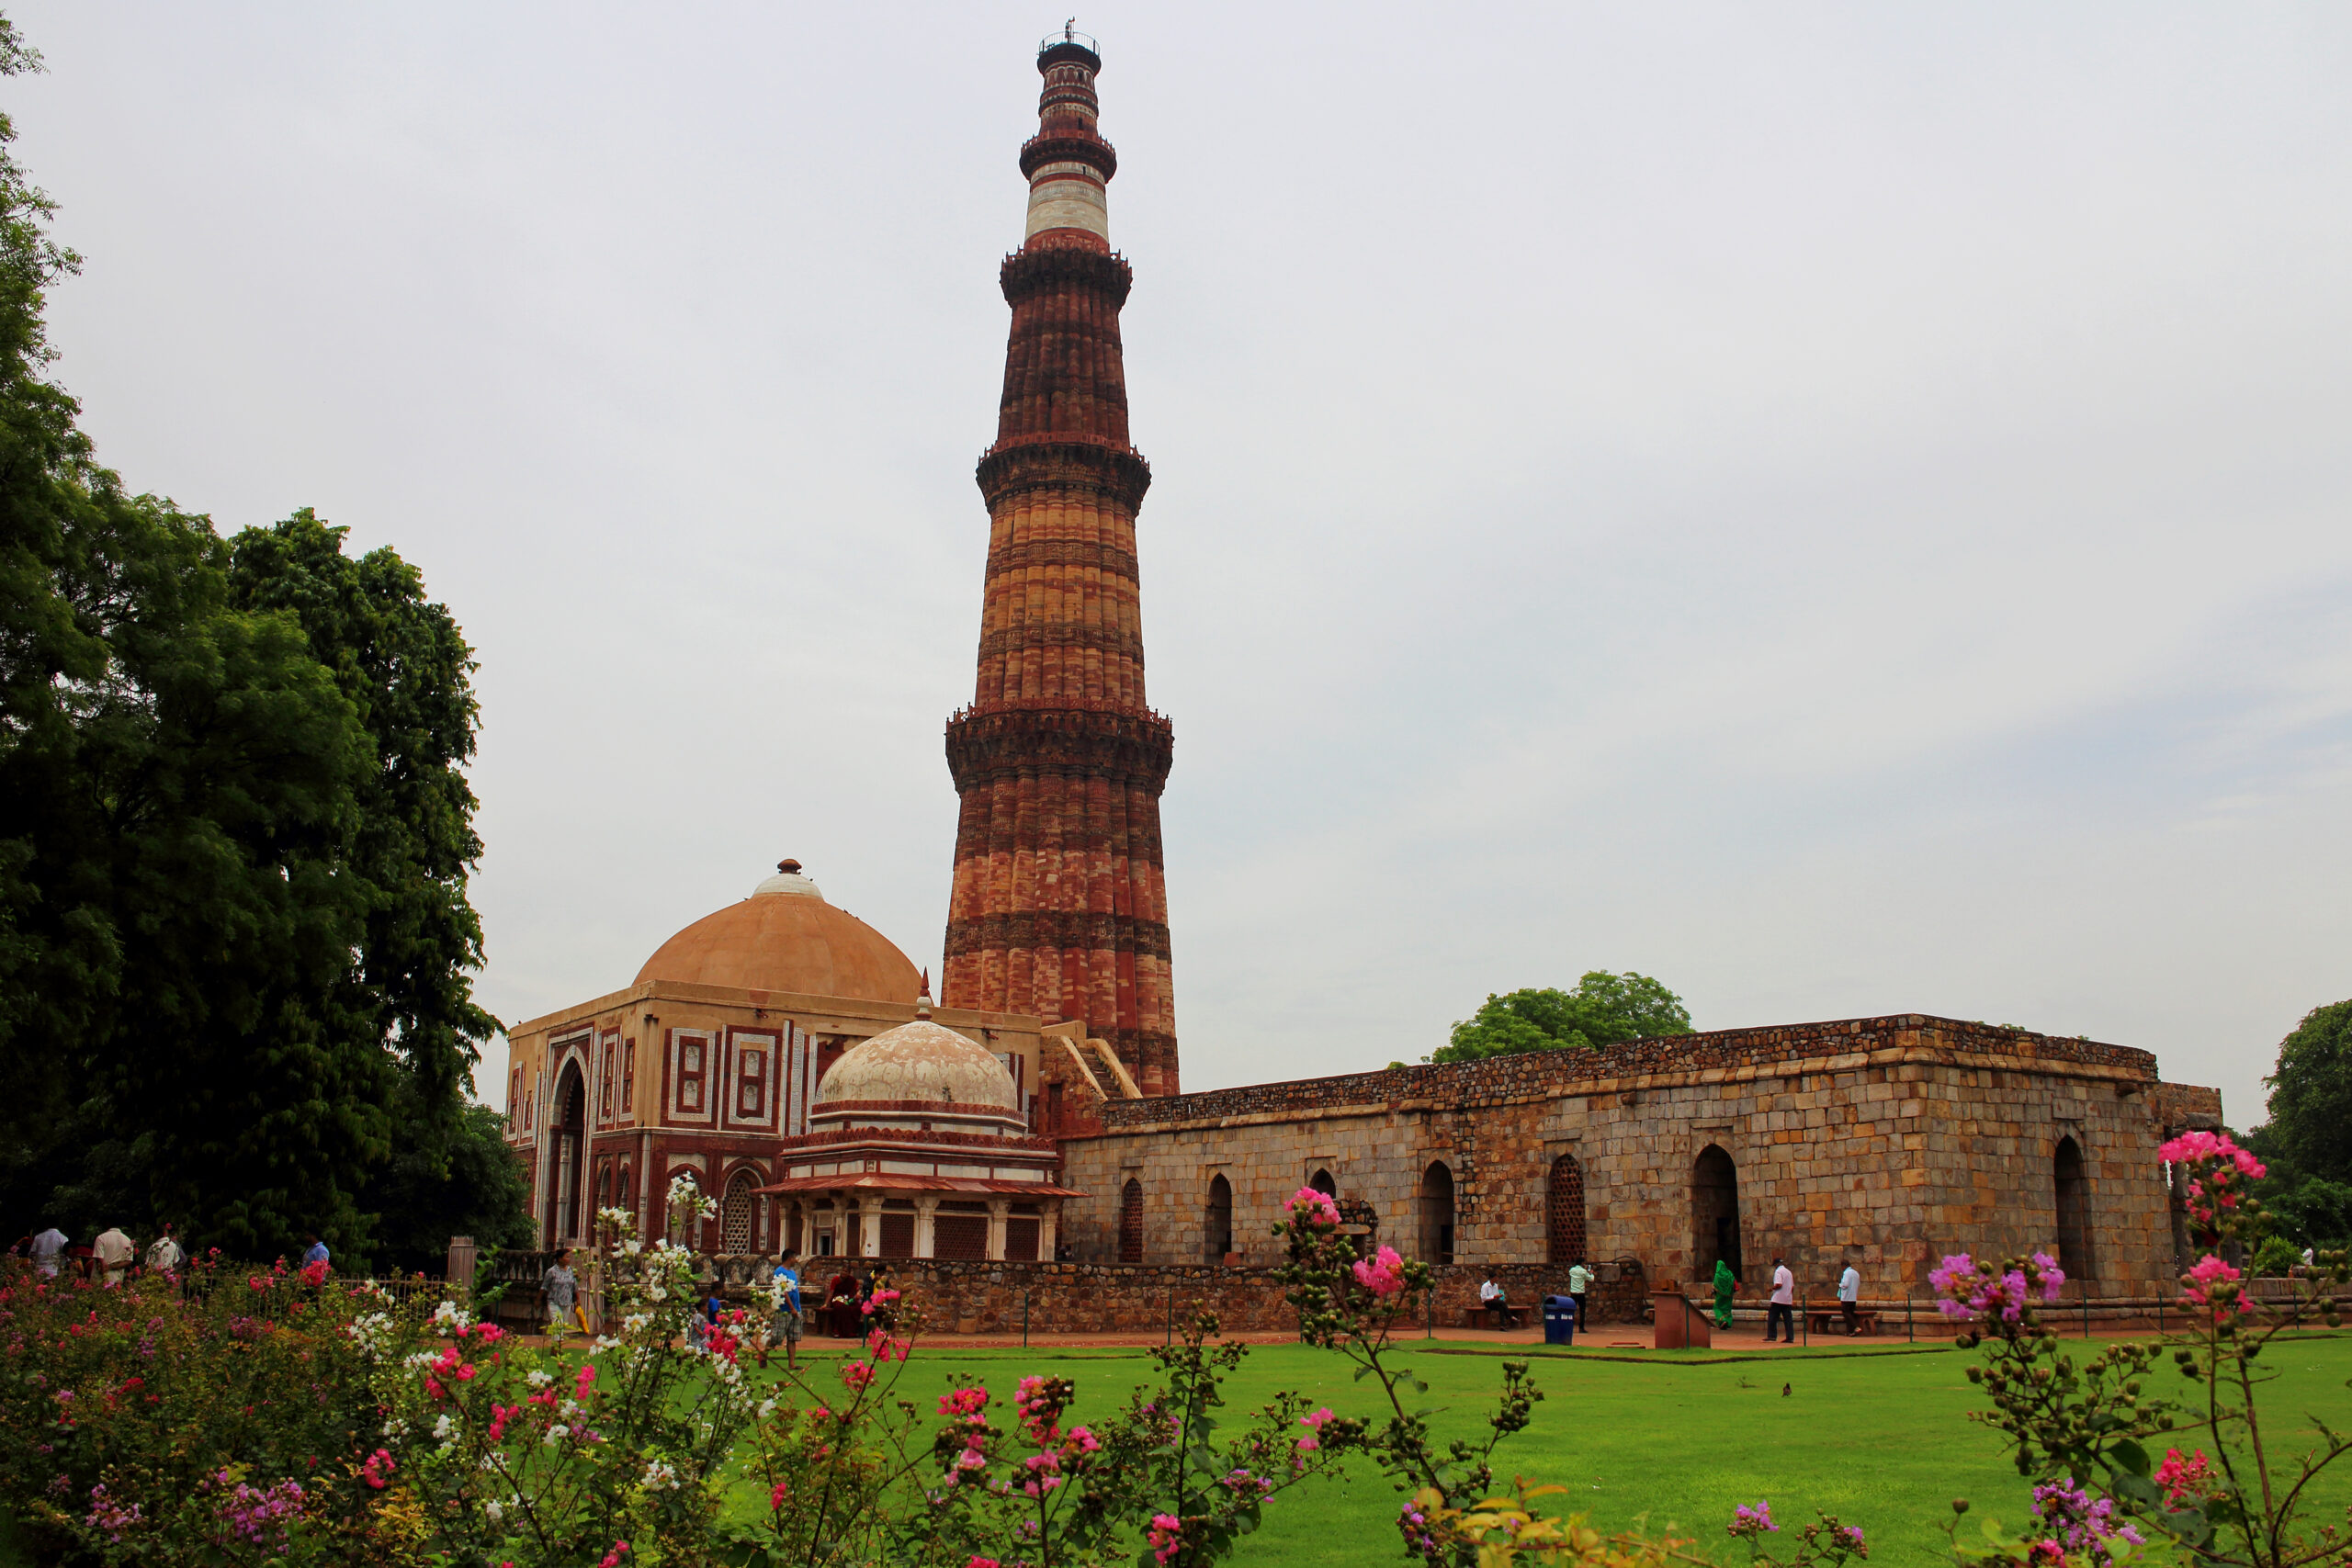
top-left (943, 34), bottom-right (1177, 1096)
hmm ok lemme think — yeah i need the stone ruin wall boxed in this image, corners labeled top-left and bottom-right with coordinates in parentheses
top-left (1058, 1015), bottom-right (2218, 1298)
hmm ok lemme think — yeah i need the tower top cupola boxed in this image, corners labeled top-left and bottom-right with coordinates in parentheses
top-left (1022, 26), bottom-right (1117, 250)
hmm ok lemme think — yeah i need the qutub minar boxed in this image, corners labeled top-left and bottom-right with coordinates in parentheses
top-left (942, 29), bottom-right (1180, 1100)
top-left (500, 31), bottom-right (2224, 1328)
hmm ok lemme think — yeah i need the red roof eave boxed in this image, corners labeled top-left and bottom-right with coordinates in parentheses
top-left (752, 1173), bottom-right (1086, 1199)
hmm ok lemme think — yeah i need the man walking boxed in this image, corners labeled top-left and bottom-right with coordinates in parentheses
top-left (765, 1247), bottom-right (804, 1372)
top-left (144, 1224), bottom-right (185, 1276)
top-left (1566, 1258), bottom-right (1593, 1329)
top-left (301, 1232), bottom-right (331, 1269)
top-left (1765, 1255), bottom-right (1795, 1343)
top-left (1838, 1253), bottom-right (1862, 1337)
top-left (29, 1224), bottom-right (66, 1277)
top-left (93, 1224), bottom-right (136, 1286)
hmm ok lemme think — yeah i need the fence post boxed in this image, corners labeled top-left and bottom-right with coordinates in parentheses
top-left (1802, 1294), bottom-right (1808, 1347)
top-left (1907, 1292), bottom-right (1914, 1343)
top-left (1165, 1280), bottom-right (1174, 1346)
top-left (2082, 1288), bottom-right (2091, 1339)
top-left (1022, 1288), bottom-right (1030, 1349)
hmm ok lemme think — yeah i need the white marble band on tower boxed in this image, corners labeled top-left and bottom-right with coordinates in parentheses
top-left (1025, 162), bottom-right (1109, 241)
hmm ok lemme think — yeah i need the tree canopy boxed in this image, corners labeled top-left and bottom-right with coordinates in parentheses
top-left (0, 20), bottom-right (506, 1262)
top-left (1430, 972), bottom-right (1694, 1066)
top-left (2246, 999), bottom-right (2352, 1249)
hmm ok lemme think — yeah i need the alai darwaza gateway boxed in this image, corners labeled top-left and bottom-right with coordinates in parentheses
top-left (502, 861), bottom-right (1070, 1261)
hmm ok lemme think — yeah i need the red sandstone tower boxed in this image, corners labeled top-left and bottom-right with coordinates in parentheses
top-left (943, 30), bottom-right (1178, 1097)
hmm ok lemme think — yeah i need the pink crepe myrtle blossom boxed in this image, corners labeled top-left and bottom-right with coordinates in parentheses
top-left (299, 1259), bottom-right (330, 1287)
top-left (840, 1361), bottom-right (875, 1391)
top-left (574, 1362), bottom-right (597, 1401)
top-left (967, 1558), bottom-right (1002, 1568)
top-left (359, 1449), bottom-right (395, 1490)
top-left (940, 1385), bottom-right (989, 1420)
top-left (1351, 1246), bottom-right (1408, 1297)
top-left (2160, 1132), bottom-right (2267, 1233)
top-left (1296, 1405), bottom-right (1336, 1451)
top-left (2154, 1448), bottom-right (2214, 1505)
top-left (1148, 1512), bottom-right (1185, 1564)
top-left (1285, 1187), bottom-right (1341, 1231)
top-left (2183, 1255), bottom-right (2249, 1323)
top-left (1728, 1500), bottom-right (1778, 1538)
top-left (596, 1541), bottom-right (630, 1568)
top-left (859, 1288), bottom-right (901, 1315)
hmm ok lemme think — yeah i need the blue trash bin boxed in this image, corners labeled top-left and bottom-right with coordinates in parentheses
top-left (1543, 1295), bottom-right (1577, 1346)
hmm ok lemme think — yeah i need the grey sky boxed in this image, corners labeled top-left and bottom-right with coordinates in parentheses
top-left (14, 3), bottom-right (2348, 1128)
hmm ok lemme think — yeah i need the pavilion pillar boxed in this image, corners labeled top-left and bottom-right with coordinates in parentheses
top-left (1039, 1201), bottom-right (1060, 1262)
top-left (914, 1196), bottom-right (941, 1258)
top-left (986, 1199), bottom-right (1011, 1261)
top-left (857, 1194), bottom-right (887, 1258)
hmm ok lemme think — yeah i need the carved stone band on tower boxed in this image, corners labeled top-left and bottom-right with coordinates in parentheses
top-left (943, 34), bottom-right (1180, 1098)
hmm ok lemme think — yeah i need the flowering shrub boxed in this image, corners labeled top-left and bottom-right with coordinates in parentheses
top-left (1932, 1130), bottom-right (2352, 1568)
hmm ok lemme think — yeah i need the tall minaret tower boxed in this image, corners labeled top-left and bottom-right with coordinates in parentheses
top-left (943, 30), bottom-right (1178, 1097)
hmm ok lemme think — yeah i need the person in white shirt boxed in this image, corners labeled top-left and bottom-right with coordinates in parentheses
top-left (29, 1226), bottom-right (67, 1277)
top-left (1838, 1255), bottom-right (1862, 1337)
top-left (1566, 1260), bottom-right (1592, 1328)
top-left (144, 1225), bottom-right (185, 1275)
top-left (1766, 1256), bottom-right (1796, 1342)
top-left (1478, 1273), bottom-right (1510, 1328)
top-left (92, 1226), bottom-right (136, 1286)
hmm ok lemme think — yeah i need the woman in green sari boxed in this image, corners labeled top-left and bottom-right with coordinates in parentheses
top-left (1712, 1258), bottom-right (1736, 1330)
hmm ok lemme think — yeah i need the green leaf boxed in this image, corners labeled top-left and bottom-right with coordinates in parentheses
top-left (2107, 1438), bottom-right (2153, 1476)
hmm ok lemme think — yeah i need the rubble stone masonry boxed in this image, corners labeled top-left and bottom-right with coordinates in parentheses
top-left (1057, 1015), bottom-right (2223, 1297)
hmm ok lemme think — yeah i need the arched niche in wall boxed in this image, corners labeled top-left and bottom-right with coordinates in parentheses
top-left (2055, 1134), bottom-right (2095, 1281)
top-left (1692, 1143), bottom-right (1741, 1283)
top-left (1205, 1173), bottom-right (1233, 1261)
top-left (1547, 1154), bottom-right (1587, 1266)
top-left (1120, 1178), bottom-right (1145, 1263)
top-left (1419, 1161), bottom-right (1455, 1265)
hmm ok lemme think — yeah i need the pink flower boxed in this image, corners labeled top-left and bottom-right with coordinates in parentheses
top-left (967, 1558), bottom-right (1002, 1568)
top-left (1351, 1246), bottom-right (1408, 1297)
top-left (596, 1541), bottom-right (630, 1568)
top-left (574, 1362), bottom-right (597, 1401)
top-left (1286, 1188), bottom-right (1341, 1230)
top-left (2154, 1448), bottom-right (2213, 1505)
top-left (1148, 1512), bottom-right (1185, 1564)
top-left (769, 1481), bottom-right (788, 1510)
top-left (360, 1449), bottom-right (395, 1490)
top-left (2183, 1254), bottom-right (2248, 1322)
top-left (841, 1362), bottom-right (875, 1391)
top-left (939, 1386), bottom-right (989, 1419)
top-left (1728, 1500), bottom-right (1778, 1538)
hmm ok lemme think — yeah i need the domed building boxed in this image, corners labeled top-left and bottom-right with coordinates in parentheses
top-left (756, 1001), bottom-right (1080, 1262)
top-left (503, 861), bottom-right (1051, 1254)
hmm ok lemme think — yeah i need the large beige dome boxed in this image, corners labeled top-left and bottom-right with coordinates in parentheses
top-left (634, 860), bottom-right (923, 1003)
top-left (816, 1018), bottom-right (1018, 1111)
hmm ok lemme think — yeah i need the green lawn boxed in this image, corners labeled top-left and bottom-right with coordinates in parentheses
top-left (743, 1333), bottom-right (2352, 1567)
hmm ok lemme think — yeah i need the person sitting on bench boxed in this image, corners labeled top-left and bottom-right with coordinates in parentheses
top-left (1479, 1270), bottom-right (1511, 1327)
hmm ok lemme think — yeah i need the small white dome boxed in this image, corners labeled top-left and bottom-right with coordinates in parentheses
top-left (815, 1019), bottom-right (1019, 1113)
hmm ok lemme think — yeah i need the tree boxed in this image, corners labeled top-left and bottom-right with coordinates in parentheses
top-left (2257, 999), bottom-right (2352, 1185)
top-left (1430, 971), bottom-right (1693, 1065)
top-left (0, 20), bottom-right (498, 1261)
top-left (356, 1100), bottom-right (533, 1276)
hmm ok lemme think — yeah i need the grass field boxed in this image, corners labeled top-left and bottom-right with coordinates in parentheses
top-left (739, 1333), bottom-right (2352, 1566)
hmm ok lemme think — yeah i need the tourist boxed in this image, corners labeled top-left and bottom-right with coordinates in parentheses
top-left (1566, 1258), bottom-right (1593, 1328)
top-left (542, 1247), bottom-right (578, 1334)
top-left (1838, 1253), bottom-right (1862, 1336)
top-left (764, 1247), bottom-right (804, 1371)
top-left (825, 1266), bottom-right (862, 1337)
top-left (30, 1224), bottom-right (67, 1277)
top-left (144, 1224), bottom-right (185, 1276)
top-left (93, 1224), bottom-right (136, 1286)
top-left (67, 1240), bottom-right (96, 1280)
top-left (1765, 1255), bottom-right (1795, 1343)
top-left (1712, 1258), bottom-right (1736, 1330)
top-left (301, 1232), bottom-right (330, 1269)
top-left (1479, 1270), bottom-right (1510, 1328)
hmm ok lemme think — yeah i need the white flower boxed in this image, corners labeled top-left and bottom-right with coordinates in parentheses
top-left (433, 1414), bottom-right (456, 1440)
top-left (543, 1425), bottom-right (569, 1446)
top-left (380, 1417), bottom-right (408, 1440)
top-left (646, 1285), bottom-right (667, 1303)
top-left (484, 1499), bottom-right (503, 1522)
top-left (757, 1398), bottom-right (778, 1419)
top-left (560, 1399), bottom-right (583, 1420)
top-left (428, 1301), bottom-right (473, 1331)
top-left (526, 1370), bottom-right (555, 1389)
top-left (622, 1240), bottom-right (643, 1257)
top-left (639, 1460), bottom-right (680, 1491)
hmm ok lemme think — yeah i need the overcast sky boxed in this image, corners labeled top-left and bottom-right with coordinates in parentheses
top-left (14, 3), bottom-right (2348, 1127)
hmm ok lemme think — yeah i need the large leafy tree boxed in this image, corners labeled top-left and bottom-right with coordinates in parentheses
top-left (0, 20), bottom-right (504, 1260)
top-left (2246, 999), bottom-right (2352, 1249)
top-left (1429, 971), bottom-right (1694, 1065)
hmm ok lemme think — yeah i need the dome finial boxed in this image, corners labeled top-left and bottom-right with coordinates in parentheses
top-left (777, 857), bottom-right (801, 874)
top-left (916, 970), bottom-right (933, 1019)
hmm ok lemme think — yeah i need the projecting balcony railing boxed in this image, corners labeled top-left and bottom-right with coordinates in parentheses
top-left (1040, 27), bottom-right (1100, 55)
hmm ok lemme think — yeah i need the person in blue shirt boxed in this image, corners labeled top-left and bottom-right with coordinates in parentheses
top-left (301, 1233), bottom-right (330, 1268)
top-left (763, 1247), bottom-right (804, 1371)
